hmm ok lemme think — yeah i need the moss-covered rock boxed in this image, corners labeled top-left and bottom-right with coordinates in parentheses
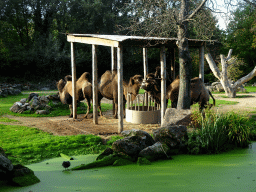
top-left (96, 148), bottom-right (113, 161)
top-left (137, 157), bottom-right (151, 165)
top-left (71, 154), bottom-right (120, 170)
top-left (113, 159), bottom-right (134, 166)
top-left (11, 164), bottom-right (40, 186)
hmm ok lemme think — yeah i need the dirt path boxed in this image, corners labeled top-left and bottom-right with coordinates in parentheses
top-left (2, 93), bottom-right (256, 137)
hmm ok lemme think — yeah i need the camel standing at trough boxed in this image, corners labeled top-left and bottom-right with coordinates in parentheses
top-left (99, 70), bottom-right (143, 119)
top-left (57, 72), bottom-right (102, 118)
top-left (141, 67), bottom-right (215, 112)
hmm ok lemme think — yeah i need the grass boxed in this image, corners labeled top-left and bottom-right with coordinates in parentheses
top-left (188, 110), bottom-right (256, 154)
top-left (0, 123), bottom-right (123, 165)
top-left (0, 90), bottom-right (253, 166)
top-left (221, 95), bottom-right (253, 98)
top-left (0, 92), bottom-right (112, 117)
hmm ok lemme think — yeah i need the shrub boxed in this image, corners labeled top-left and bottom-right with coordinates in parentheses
top-left (188, 110), bottom-right (252, 154)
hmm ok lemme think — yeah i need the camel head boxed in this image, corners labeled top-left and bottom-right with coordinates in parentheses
top-left (128, 75), bottom-right (143, 87)
top-left (141, 73), bottom-right (159, 92)
top-left (56, 79), bottom-right (66, 93)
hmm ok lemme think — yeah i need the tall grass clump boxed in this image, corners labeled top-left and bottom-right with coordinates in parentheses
top-left (188, 110), bottom-right (253, 154)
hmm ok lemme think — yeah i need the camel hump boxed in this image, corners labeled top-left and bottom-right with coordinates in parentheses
top-left (64, 75), bottom-right (72, 82)
top-left (80, 72), bottom-right (91, 81)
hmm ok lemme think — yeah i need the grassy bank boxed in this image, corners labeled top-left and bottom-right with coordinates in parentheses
top-left (0, 89), bottom-right (255, 165)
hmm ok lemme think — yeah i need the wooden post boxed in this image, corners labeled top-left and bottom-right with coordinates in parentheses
top-left (143, 47), bottom-right (148, 105)
top-left (111, 46), bottom-right (117, 115)
top-left (71, 42), bottom-right (77, 119)
top-left (117, 45), bottom-right (123, 133)
top-left (92, 45), bottom-right (98, 124)
top-left (160, 46), bottom-right (166, 126)
top-left (199, 46), bottom-right (204, 82)
top-left (170, 48), bottom-right (175, 80)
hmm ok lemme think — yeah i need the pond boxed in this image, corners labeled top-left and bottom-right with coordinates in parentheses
top-left (2, 142), bottom-right (256, 192)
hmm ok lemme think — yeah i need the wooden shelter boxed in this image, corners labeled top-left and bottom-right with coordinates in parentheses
top-left (67, 34), bottom-right (214, 133)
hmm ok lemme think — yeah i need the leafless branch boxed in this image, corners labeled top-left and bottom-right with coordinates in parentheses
top-left (186, 0), bottom-right (207, 21)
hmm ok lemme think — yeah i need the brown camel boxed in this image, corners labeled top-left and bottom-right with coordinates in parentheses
top-left (141, 67), bottom-right (215, 112)
top-left (57, 72), bottom-right (102, 118)
top-left (167, 77), bottom-right (215, 111)
top-left (99, 70), bottom-right (143, 119)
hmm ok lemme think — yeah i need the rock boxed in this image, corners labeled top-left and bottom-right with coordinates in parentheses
top-left (41, 87), bottom-right (50, 91)
top-left (20, 98), bottom-right (27, 104)
top-left (11, 164), bottom-right (40, 186)
top-left (96, 148), bottom-right (113, 160)
top-left (0, 154), bottom-right (13, 181)
top-left (113, 159), bottom-right (133, 166)
top-left (153, 125), bottom-right (188, 151)
top-left (10, 103), bottom-right (22, 113)
top-left (112, 136), bottom-right (148, 157)
top-left (39, 95), bottom-right (49, 104)
top-left (139, 142), bottom-right (171, 161)
top-left (27, 93), bottom-right (39, 102)
top-left (121, 129), bottom-right (155, 147)
top-left (30, 97), bottom-right (40, 108)
top-left (35, 110), bottom-right (49, 115)
top-left (137, 157), bottom-right (151, 165)
top-left (162, 108), bottom-right (191, 127)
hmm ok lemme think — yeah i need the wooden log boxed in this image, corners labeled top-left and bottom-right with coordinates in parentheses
top-left (170, 48), bottom-right (175, 80)
top-left (71, 42), bottom-right (77, 119)
top-left (199, 46), bottom-right (204, 82)
top-left (160, 46), bottom-right (166, 126)
top-left (117, 45), bottom-right (123, 133)
top-left (143, 47), bottom-right (148, 105)
top-left (127, 93), bottom-right (130, 109)
top-left (111, 46), bottom-right (117, 115)
top-left (92, 44), bottom-right (98, 124)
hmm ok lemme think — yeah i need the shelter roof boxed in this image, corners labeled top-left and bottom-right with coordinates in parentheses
top-left (67, 33), bottom-right (217, 48)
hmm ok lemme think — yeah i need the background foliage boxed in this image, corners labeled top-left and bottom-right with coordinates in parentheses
top-left (0, 0), bottom-right (255, 84)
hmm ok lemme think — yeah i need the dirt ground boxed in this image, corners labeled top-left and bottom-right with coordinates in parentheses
top-left (2, 93), bottom-right (256, 138)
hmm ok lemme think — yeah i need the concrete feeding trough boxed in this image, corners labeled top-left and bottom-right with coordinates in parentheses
top-left (126, 93), bottom-right (160, 124)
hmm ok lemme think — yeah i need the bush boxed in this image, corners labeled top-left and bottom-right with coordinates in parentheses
top-left (188, 110), bottom-right (253, 154)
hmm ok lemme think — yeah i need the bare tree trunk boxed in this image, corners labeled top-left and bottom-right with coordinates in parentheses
top-left (205, 50), bottom-right (256, 98)
top-left (176, 0), bottom-right (192, 109)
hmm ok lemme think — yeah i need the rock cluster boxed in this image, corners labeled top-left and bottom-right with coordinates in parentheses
top-left (0, 82), bottom-right (57, 97)
top-left (206, 81), bottom-right (247, 92)
top-left (72, 126), bottom-right (188, 171)
top-left (10, 92), bottom-right (60, 115)
top-left (0, 147), bottom-right (40, 187)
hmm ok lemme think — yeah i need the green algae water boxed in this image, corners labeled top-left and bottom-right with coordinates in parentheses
top-left (2, 142), bottom-right (256, 192)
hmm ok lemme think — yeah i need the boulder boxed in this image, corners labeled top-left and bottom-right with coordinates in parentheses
top-left (112, 136), bottom-right (149, 157)
top-left (96, 148), bottom-right (113, 160)
top-left (10, 103), bottom-right (22, 113)
top-left (121, 129), bottom-right (155, 147)
top-left (35, 110), bottom-right (49, 115)
top-left (139, 142), bottom-right (171, 161)
top-left (27, 93), bottom-right (39, 102)
top-left (0, 154), bottom-right (13, 181)
top-left (11, 164), bottom-right (40, 187)
top-left (162, 108), bottom-right (191, 127)
top-left (153, 125), bottom-right (188, 152)
top-left (19, 98), bottom-right (27, 104)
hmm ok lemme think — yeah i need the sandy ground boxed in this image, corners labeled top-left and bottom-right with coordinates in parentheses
top-left (1, 92), bottom-right (256, 138)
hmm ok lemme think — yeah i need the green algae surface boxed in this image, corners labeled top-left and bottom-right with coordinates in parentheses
top-left (2, 142), bottom-right (256, 192)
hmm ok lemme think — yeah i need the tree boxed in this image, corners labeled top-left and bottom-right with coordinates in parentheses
top-left (205, 49), bottom-right (256, 98)
top-left (122, 0), bottom-right (216, 109)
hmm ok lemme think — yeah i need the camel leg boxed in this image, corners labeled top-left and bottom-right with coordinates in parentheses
top-left (83, 98), bottom-right (91, 118)
top-left (114, 99), bottom-right (118, 119)
top-left (69, 104), bottom-right (73, 118)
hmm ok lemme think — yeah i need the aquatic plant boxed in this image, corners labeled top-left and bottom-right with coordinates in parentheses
top-left (188, 110), bottom-right (252, 154)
